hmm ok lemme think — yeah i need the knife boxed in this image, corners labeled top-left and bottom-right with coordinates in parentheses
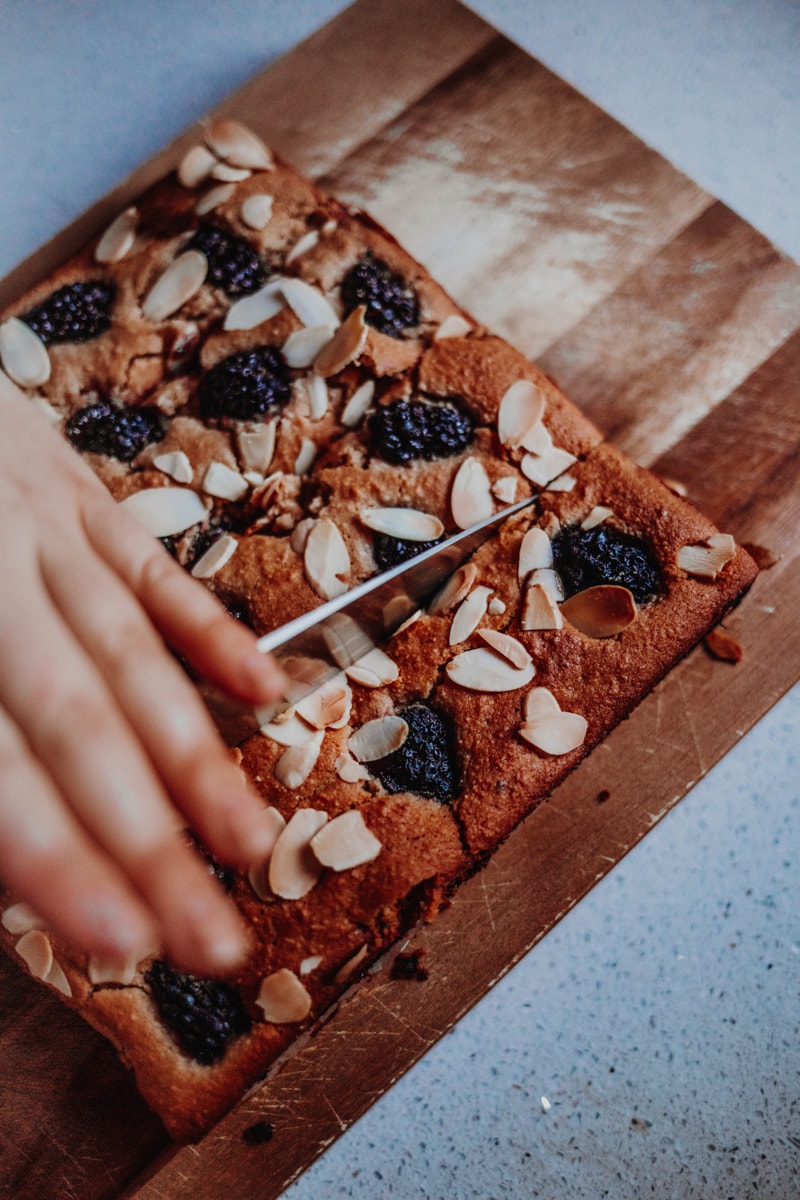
top-left (201, 494), bottom-right (536, 745)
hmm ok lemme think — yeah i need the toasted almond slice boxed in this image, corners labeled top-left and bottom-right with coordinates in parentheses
top-left (704, 627), bottom-right (744, 663)
top-left (153, 449), bottom-right (193, 484)
top-left (286, 230), bottom-right (320, 264)
top-left (1, 902), bottom-right (47, 935)
top-left (446, 647), bottom-right (535, 692)
top-left (87, 951), bottom-right (140, 986)
top-left (45, 957), bottom-right (72, 998)
top-left (15, 930), bottom-right (53, 980)
top-left (360, 506), bottom-right (444, 542)
top-left (296, 679), bottom-right (352, 730)
top-left (237, 421), bottom-right (277, 472)
top-left (119, 486), bottom-right (207, 537)
top-left (524, 686), bottom-right (562, 723)
top-left (289, 516), bottom-right (316, 557)
top-left (300, 955), bottom-right (323, 975)
top-left (224, 279), bottom-right (285, 331)
top-left (280, 277), bottom-right (340, 330)
top-left (520, 446), bottom-right (577, 488)
top-left (95, 206), bottom-right (138, 264)
top-left (334, 943), bottom-right (369, 984)
top-left (390, 608), bottom-right (423, 637)
top-left (348, 715), bottom-right (409, 763)
top-left (202, 460), bottom-right (249, 501)
top-left (210, 162), bottom-right (251, 183)
top-left (335, 752), bottom-right (371, 783)
top-left (345, 647), bottom-right (399, 688)
top-left (294, 437), bottom-right (316, 476)
top-left (451, 458), bottom-right (494, 530)
top-left (561, 585), bottom-right (637, 638)
top-left (304, 518), bottom-right (350, 600)
top-left (273, 736), bottom-right (324, 790)
top-left (581, 505), bottom-right (614, 531)
top-left (545, 474), bottom-right (576, 493)
top-left (449, 584), bottom-right (493, 645)
top-left (676, 533), bottom-right (737, 580)
top-left (0, 317), bottom-right (51, 387)
top-left (311, 810), bottom-right (382, 872)
top-left (247, 807), bottom-right (290, 900)
top-left (284, 323), bottom-right (337, 369)
top-left (177, 143), bottom-right (217, 188)
top-left (313, 306), bottom-right (368, 377)
top-left (498, 380), bottom-right (547, 449)
top-left (341, 379), bottom-right (375, 428)
top-left (660, 475), bottom-right (688, 497)
top-left (260, 710), bottom-right (319, 746)
top-left (520, 711), bottom-right (588, 755)
top-left (477, 628), bottom-right (532, 669)
top-left (488, 597), bottom-right (506, 615)
top-left (205, 119), bottom-right (273, 170)
top-left (241, 193), bottom-right (274, 229)
top-left (492, 475), bottom-right (518, 504)
top-left (518, 526), bottom-right (553, 580)
top-left (305, 373), bottom-right (329, 420)
top-left (268, 808), bottom-right (328, 898)
top-left (256, 969), bottom-right (312, 1024)
top-left (195, 182), bottom-right (236, 216)
top-left (142, 250), bottom-right (208, 322)
top-left (521, 581), bottom-right (564, 631)
top-left (190, 533), bottom-right (238, 580)
top-left (428, 562), bottom-right (479, 616)
top-left (530, 567), bottom-right (565, 603)
top-left (520, 418), bottom-right (553, 456)
top-left (434, 314), bottom-right (473, 340)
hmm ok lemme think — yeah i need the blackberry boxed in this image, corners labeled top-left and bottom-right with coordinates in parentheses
top-left (145, 960), bottom-right (251, 1066)
top-left (22, 280), bottom-right (114, 344)
top-left (369, 398), bottom-right (472, 464)
top-left (199, 347), bottom-right (291, 422)
top-left (371, 702), bottom-right (459, 803)
top-left (65, 399), bottom-right (164, 461)
top-left (373, 532), bottom-right (443, 573)
top-left (551, 524), bottom-right (662, 606)
top-left (340, 253), bottom-right (419, 337)
top-left (189, 226), bottom-right (266, 296)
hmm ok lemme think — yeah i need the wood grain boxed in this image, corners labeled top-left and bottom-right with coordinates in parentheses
top-left (1, 2), bottom-right (798, 1197)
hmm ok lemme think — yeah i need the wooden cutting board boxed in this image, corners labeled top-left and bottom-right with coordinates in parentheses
top-left (1, 2), bottom-right (798, 1196)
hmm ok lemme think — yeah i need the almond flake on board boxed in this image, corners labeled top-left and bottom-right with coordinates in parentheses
top-left (428, 562), bottom-right (479, 616)
top-left (280, 277), bottom-right (340, 330)
top-left (580, 505), bottom-right (614, 531)
top-left (560, 585), bottom-right (637, 638)
top-left (273, 735), bottom-right (324, 790)
top-left (241, 193), bottom-right (274, 230)
top-left (195, 183), bottom-right (236, 216)
top-left (286, 230), bottom-right (320, 264)
top-left (313, 305), bottom-right (368, 377)
top-left (446, 647), bottom-right (535, 692)
top-left (335, 752), bottom-right (370, 783)
top-left (205, 119), bottom-right (274, 171)
top-left (448, 584), bottom-right (493, 645)
top-left (118, 487), bottom-right (207, 537)
top-left (348, 715), bottom-right (409, 762)
top-left (477, 628), bottom-right (532, 669)
top-left (704, 627), bottom-right (744, 663)
top-left (95, 206), bottom-right (138, 264)
top-left (359, 507), bottom-right (444, 542)
top-left (451, 458), bottom-right (494, 529)
top-left (268, 808), bottom-right (329, 899)
top-left (518, 526), bottom-right (553, 581)
top-left (202, 461), bottom-right (249, 502)
top-left (224, 280), bottom-right (285, 331)
top-left (247, 807), bottom-right (289, 901)
top-left (153, 449), bottom-right (193, 484)
top-left (303, 518), bottom-right (350, 600)
top-left (256, 969), bottom-right (312, 1024)
top-left (190, 533), bottom-right (238, 580)
top-left (177, 143), bottom-right (217, 188)
top-left (520, 445), bottom-right (578, 488)
top-left (341, 379), bottom-right (375, 428)
top-left (1, 902), bottom-right (47, 935)
top-left (497, 380), bottom-right (547, 449)
top-left (142, 250), bottom-right (208, 322)
top-left (0, 317), bottom-right (51, 387)
top-left (521, 581), bottom-right (563, 631)
top-left (520, 711), bottom-right (588, 756)
top-left (238, 421), bottom-right (277, 472)
top-left (434, 314), bottom-right (473, 340)
top-left (284, 324), bottom-right (338, 369)
top-left (676, 534), bottom-right (737, 580)
top-left (310, 810), bottom-right (382, 872)
top-left (345, 647), bottom-right (399, 687)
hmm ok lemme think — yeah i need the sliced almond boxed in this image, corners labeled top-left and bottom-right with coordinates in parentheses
top-left (195, 182), bottom-right (236, 216)
top-left (284, 323), bottom-right (337, 369)
top-left (202, 460), bottom-right (249, 501)
top-left (286, 229), bottom-right (320, 264)
top-left (334, 944), bottom-right (369, 984)
top-left (95, 206), bottom-right (138, 264)
top-left (434, 314), bottom-right (473, 340)
top-left (520, 446), bottom-right (578, 488)
top-left (524, 687), bottom-right (562, 723)
top-left (492, 476), bottom-right (518, 504)
top-left (520, 711), bottom-right (588, 755)
top-left (448, 584), bottom-right (493, 645)
top-left (345, 647), bottom-right (399, 688)
top-left (268, 808), bottom-right (328, 899)
top-left (210, 162), bottom-right (251, 183)
top-left (224, 279), bottom-right (285, 331)
top-left (119, 486), bottom-right (207, 537)
top-left (205, 119), bottom-right (273, 170)
top-left (190, 533), bottom-right (238, 580)
top-left (177, 143), bottom-right (217, 188)
top-left (280, 278), bottom-right (339, 330)
top-left (289, 516), bottom-right (316, 557)
top-left (581, 505), bottom-right (615, 531)
top-left (360, 506), bottom-right (444, 542)
top-left (530, 567), bottom-right (565, 603)
top-left (428, 562), bottom-right (479, 616)
top-left (497, 380), bottom-right (547, 449)
top-left (341, 379), bottom-right (375, 428)
top-left (296, 679), bottom-right (352, 730)
top-left (153, 449), bottom-right (193, 484)
top-left (241, 193), bottom-right (274, 230)
top-left (305, 373), bottom-right (329, 420)
top-left (348, 715), bottom-right (408, 763)
top-left (518, 526), bottom-right (553, 581)
top-left (521, 582), bottom-right (564, 631)
top-left (300, 955), bottom-right (323, 975)
top-left (560, 585), bottom-right (637, 638)
top-left (446, 647), bottom-right (535, 692)
top-left (15, 929), bottom-right (53, 980)
top-left (142, 250), bottom-right (208, 322)
top-left (87, 951), bottom-right (139, 986)
top-left (310, 810), bottom-right (382, 872)
top-left (660, 475), bottom-right (688, 498)
top-left (313, 305), bottom-right (368, 377)
top-left (238, 421), bottom-right (276, 472)
top-left (0, 317), bottom-right (51, 387)
top-left (294, 437), bottom-right (317, 476)
top-left (303, 518), bottom-right (350, 600)
top-left (44, 957), bottom-right (72, 998)
top-left (450, 458), bottom-right (494, 530)
top-left (273, 735), bottom-right (324, 790)
top-left (246, 807), bottom-right (288, 901)
top-left (256, 968), bottom-right (312, 1023)
top-left (545, 473), bottom-right (577, 493)
top-left (335, 752), bottom-right (370, 783)
top-left (520, 418), bottom-right (553, 456)
top-left (704, 627), bottom-right (744, 663)
top-left (676, 534), bottom-right (736, 580)
top-left (1, 902), bottom-right (46, 935)
top-left (477, 628), bottom-right (532, 669)
top-left (488, 597), bottom-right (506, 615)
top-left (260, 710), bottom-right (320, 746)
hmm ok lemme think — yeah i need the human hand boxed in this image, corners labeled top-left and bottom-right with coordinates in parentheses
top-left (0, 374), bottom-right (284, 977)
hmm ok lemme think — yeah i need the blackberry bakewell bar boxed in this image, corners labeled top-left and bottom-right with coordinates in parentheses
top-left (0, 120), bottom-right (757, 1141)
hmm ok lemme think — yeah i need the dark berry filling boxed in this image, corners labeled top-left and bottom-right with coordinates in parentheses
top-left (369, 398), bottom-right (472, 464)
top-left (65, 399), bottom-right (164, 461)
top-left (371, 702), bottom-right (460, 803)
top-left (373, 532), bottom-right (444, 573)
top-left (185, 830), bottom-right (236, 892)
top-left (340, 253), bottom-right (419, 337)
top-left (189, 226), bottom-right (267, 296)
top-left (551, 524), bottom-right (662, 606)
top-left (22, 280), bottom-right (115, 344)
top-left (145, 960), bottom-right (251, 1066)
top-left (199, 347), bottom-right (291, 421)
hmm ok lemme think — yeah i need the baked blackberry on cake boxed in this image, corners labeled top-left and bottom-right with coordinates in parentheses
top-left (0, 120), bottom-right (757, 1140)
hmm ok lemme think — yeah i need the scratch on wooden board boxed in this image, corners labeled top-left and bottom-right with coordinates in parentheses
top-left (367, 992), bottom-right (431, 1045)
top-left (321, 1089), bottom-right (348, 1133)
top-left (479, 872), bottom-right (496, 932)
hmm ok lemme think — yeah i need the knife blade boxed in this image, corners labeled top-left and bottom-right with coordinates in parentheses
top-left (200, 494), bottom-right (536, 745)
